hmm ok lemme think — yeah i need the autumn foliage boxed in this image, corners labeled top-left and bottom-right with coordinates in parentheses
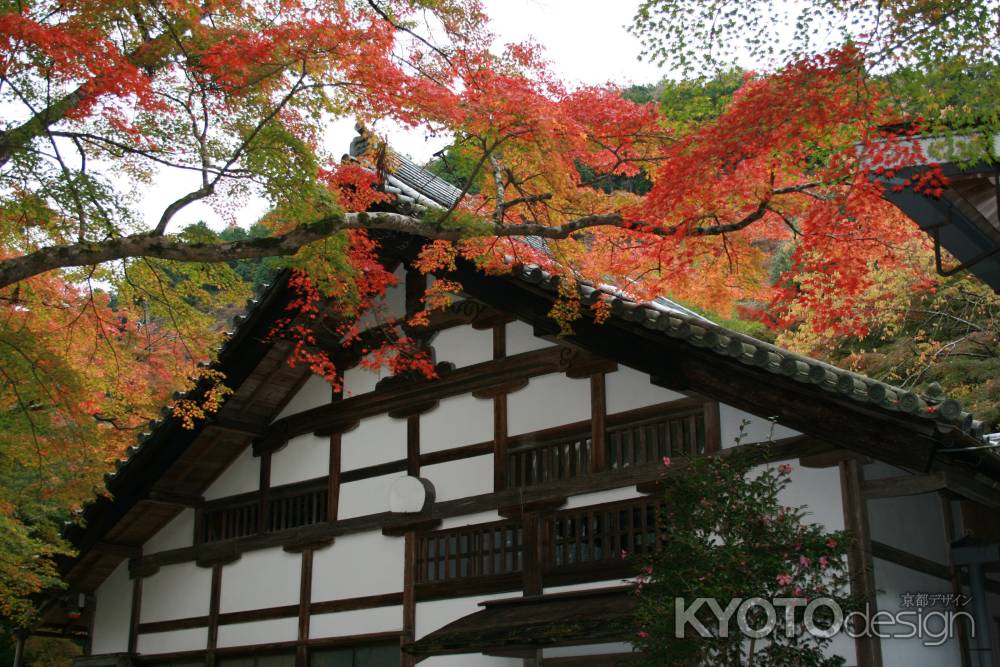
top-left (0, 0), bottom-right (957, 624)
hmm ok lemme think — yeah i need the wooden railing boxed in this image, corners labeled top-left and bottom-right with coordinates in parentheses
top-left (200, 499), bottom-right (259, 544)
top-left (607, 408), bottom-right (706, 469)
top-left (415, 496), bottom-right (666, 587)
top-left (415, 519), bottom-right (523, 584)
top-left (200, 480), bottom-right (328, 544)
top-left (507, 432), bottom-right (592, 489)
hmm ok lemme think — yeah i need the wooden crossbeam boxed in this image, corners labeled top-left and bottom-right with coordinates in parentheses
top-left (861, 471), bottom-right (1000, 509)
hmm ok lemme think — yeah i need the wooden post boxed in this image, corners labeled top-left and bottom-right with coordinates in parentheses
top-left (11, 631), bottom-right (25, 667)
top-left (206, 564), bottom-right (223, 667)
top-left (258, 451), bottom-right (272, 533)
top-left (402, 531), bottom-right (417, 667)
top-left (407, 416), bottom-right (421, 477)
top-left (590, 373), bottom-right (607, 473)
top-left (941, 493), bottom-right (972, 667)
top-left (522, 513), bottom-right (543, 596)
top-left (839, 459), bottom-right (883, 667)
top-left (127, 574), bottom-right (142, 655)
top-left (493, 323), bottom-right (508, 491)
top-left (296, 548), bottom-right (314, 667)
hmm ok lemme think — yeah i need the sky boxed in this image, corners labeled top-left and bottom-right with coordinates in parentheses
top-left (145, 0), bottom-right (669, 232)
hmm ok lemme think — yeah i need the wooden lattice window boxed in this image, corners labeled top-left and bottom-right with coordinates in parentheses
top-left (606, 409), bottom-right (707, 469)
top-left (547, 496), bottom-right (666, 569)
top-left (416, 519), bottom-right (523, 583)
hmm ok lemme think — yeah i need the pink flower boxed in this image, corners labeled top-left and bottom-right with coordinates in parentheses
top-left (819, 556), bottom-right (829, 570)
top-left (778, 463), bottom-right (793, 474)
top-left (799, 555), bottom-right (812, 568)
top-left (662, 456), bottom-right (672, 467)
top-left (637, 630), bottom-right (649, 639)
top-left (776, 574), bottom-right (793, 586)
top-left (794, 586), bottom-right (804, 597)
top-left (643, 564), bottom-right (654, 575)
top-left (620, 549), bottom-right (628, 560)
top-left (826, 538), bottom-right (838, 549)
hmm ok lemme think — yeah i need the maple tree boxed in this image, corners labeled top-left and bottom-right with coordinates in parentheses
top-left (0, 0), bottom-right (963, 625)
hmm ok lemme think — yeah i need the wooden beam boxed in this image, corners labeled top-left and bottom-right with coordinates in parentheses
top-left (206, 564), bottom-right (222, 667)
top-left (862, 473), bottom-right (949, 499)
top-left (407, 416), bottom-right (420, 477)
top-left (145, 489), bottom-right (205, 508)
top-left (861, 470), bottom-right (1000, 509)
top-left (402, 532), bottom-right (417, 667)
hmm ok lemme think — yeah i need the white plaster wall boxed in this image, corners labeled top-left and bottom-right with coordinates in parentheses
top-left (873, 558), bottom-right (965, 667)
top-left (868, 493), bottom-right (948, 563)
top-left (421, 455), bottom-right (493, 502)
top-left (91, 560), bottom-right (132, 655)
top-left (270, 434), bottom-right (328, 487)
top-left (357, 265), bottom-right (406, 332)
top-left (508, 373), bottom-right (591, 436)
top-left (216, 618), bottom-right (298, 649)
top-left (144, 508), bottom-right (195, 554)
top-left (312, 531), bottom-right (403, 601)
top-left (342, 360), bottom-right (381, 397)
top-left (220, 548), bottom-right (301, 613)
top-left (421, 394), bottom-right (493, 454)
top-left (309, 605), bottom-right (403, 639)
top-left (140, 561), bottom-right (212, 623)
top-left (506, 320), bottom-right (553, 355)
top-left (719, 404), bottom-right (800, 448)
top-left (605, 366), bottom-right (686, 414)
top-left (341, 414), bottom-right (406, 471)
top-left (136, 628), bottom-right (207, 655)
top-left (275, 373), bottom-right (332, 420)
top-left (774, 461), bottom-right (845, 531)
top-left (563, 487), bottom-right (643, 510)
top-left (433, 324), bottom-right (493, 368)
top-left (416, 593), bottom-right (518, 639)
top-left (439, 510), bottom-right (502, 530)
top-left (338, 472), bottom-right (404, 519)
top-left (204, 446), bottom-right (259, 501)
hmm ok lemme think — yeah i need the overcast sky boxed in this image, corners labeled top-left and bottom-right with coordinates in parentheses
top-left (149, 0), bottom-right (668, 231)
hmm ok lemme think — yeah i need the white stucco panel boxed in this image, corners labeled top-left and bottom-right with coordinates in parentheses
top-left (343, 361), bottom-right (381, 397)
top-left (140, 561), bottom-right (212, 623)
top-left (421, 393), bottom-right (493, 454)
top-left (220, 548), bottom-right (301, 613)
top-left (144, 508), bottom-right (195, 554)
top-left (274, 373), bottom-right (332, 420)
top-left (309, 605), bottom-right (403, 639)
top-left (771, 461), bottom-right (845, 532)
top-left (338, 472), bottom-right (405, 519)
top-left (270, 434), bottom-right (329, 487)
top-left (312, 531), bottom-right (404, 601)
top-left (604, 365), bottom-right (687, 414)
top-left (216, 617), bottom-right (298, 649)
top-left (91, 560), bottom-right (132, 655)
top-left (421, 455), bottom-right (493, 502)
top-left (136, 628), bottom-right (207, 655)
top-left (433, 324), bottom-right (493, 368)
top-left (505, 320), bottom-right (553, 355)
top-left (203, 445), bottom-right (259, 501)
top-left (719, 404), bottom-right (800, 448)
top-left (563, 487), bottom-right (643, 510)
top-left (508, 373), bottom-right (591, 436)
top-left (341, 414), bottom-right (406, 471)
top-left (868, 493), bottom-right (947, 563)
top-left (873, 558), bottom-right (964, 667)
top-left (439, 511), bottom-right (502, 531)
